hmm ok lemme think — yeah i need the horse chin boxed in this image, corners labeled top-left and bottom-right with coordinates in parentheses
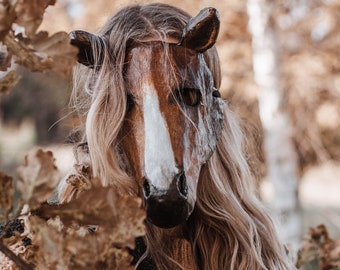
top-left (145, 198), bottom-right (193, 229)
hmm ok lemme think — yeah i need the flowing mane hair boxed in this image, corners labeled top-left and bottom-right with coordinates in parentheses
top-left (63, 3), bottom-right (294, 270)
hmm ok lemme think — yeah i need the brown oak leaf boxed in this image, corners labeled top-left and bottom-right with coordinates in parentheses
top-left (29, 31), bottom-right (78, 75)
top-left (36, 186), bottom-right (145, 248)
top-left (0, 0), bottom-right (56, 41)
top-left (0, 172), bottom-right (14, 221)
top-left (1, 1), bottom-right (78, 76)
top-left (28, 187), bottom-right (145, 269)
top-left (14, 0), bottom-right (56, 38)
top-left (0, 0), bottom-right (16, 41)
top-left (0, 43), bottom-right (12, 71)
top-left (16, 149), bottom-right (60, 209)
top-left (6, 31), bottom-right (78, 76)
top-left (0, 70), bottom-right (20, 94)
top-left (28, 215), bottom-right (136, 270)
top-left (297, 224), bottom-right (340, 269)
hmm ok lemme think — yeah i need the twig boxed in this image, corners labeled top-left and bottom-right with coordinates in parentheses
top-left (0, 240), bottom-right (34, 270)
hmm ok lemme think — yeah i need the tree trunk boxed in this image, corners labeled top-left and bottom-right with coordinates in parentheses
top-left (247, 0), bottom-right (301, 251)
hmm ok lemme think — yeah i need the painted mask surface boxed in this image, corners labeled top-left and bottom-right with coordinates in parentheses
top-left (121, 42), bottom-right (224, 228)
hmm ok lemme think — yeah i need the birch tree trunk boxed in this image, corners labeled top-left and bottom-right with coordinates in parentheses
top-left (247, 0), bottom-right (301, 251)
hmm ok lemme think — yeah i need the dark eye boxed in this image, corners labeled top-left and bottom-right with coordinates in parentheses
top-left (126, 93), bottom-right (135, 111)
top-left (212, 88), bottom-right (221, 98)
top-left (174, 88), bottom-right (202, 107)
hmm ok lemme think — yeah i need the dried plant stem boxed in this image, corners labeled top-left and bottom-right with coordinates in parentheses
top-left (0, 240), bottom-right (34, 270)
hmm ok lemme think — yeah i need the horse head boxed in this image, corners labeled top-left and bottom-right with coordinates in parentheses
top-left (70, 8), bottom-right (224, 228)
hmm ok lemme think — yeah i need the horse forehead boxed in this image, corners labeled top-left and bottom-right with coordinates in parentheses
top-left (127, 42), bottom-right (199, 74)
top-left (126, 42), bottom-right (201, 99)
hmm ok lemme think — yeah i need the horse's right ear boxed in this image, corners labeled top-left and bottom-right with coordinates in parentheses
top-left (178, 8), bottom-right (220, 53)
top-left (69, 30), bottom-right (104, 68)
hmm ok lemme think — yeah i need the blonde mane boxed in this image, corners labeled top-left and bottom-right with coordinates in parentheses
top-left (61, 3), bottom-right (295, 269)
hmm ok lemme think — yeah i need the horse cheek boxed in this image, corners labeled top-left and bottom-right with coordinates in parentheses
top-left (121, 110), bottom-right (145, 190)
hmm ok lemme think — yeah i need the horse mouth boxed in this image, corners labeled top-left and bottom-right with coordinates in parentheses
top-left (145, 196), bottom-right (192, 228)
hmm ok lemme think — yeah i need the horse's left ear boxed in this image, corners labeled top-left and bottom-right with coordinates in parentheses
top-left (69, 30), bottom-right (104, 68)
top-left (178, 7), bottom-right (220, 53)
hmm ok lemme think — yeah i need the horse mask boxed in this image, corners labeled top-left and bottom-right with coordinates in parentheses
top-left (70, 7), bottom-right (224, 228)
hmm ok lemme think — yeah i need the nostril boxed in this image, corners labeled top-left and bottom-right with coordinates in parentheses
top-left (176, 172), bottom-right (188, 197)
top-left (143, 179), bottom-right (151, 198)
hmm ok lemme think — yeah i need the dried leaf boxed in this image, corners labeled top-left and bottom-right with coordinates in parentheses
top-left (28, 190), bottom-right (144, 270)
top-left (297, 224), bottom-right (340, 269)
top-left (6, 31), bottom-right (78, 76)
top-left (1, 0), bottom-right (77, 75)
top-left (4, 34), bottom-right (45, 72)
top-left (36, 187), bottom-right (145, 246)
top-left (3, 147), bottom-right (145, 269)
top-left (108, 194), bottom-right (146, 248)
top-left (33, 184), bottom-right (145, 267)
top-left (28, 215), bottom-right (136, 270)
top-left (16, 149), bottom-right (60, 209)
top-left (58, 143), bottom-right (93, 204)
top-left (0, 44), bottom-right (12, 71)
top-left (0, 251), bottom-right (19, 270)
top-left (0, 0), bottom-right (16, 41)
top-left (0, 211), bottom-right (34, 270)
top-left (59, 168), bottom-right (92, 203)
top-left (14, 0), bottom-right (56, 38)
top-left (24, 31), bottom-right (78, 75)
top-left (331, 241), bottom-right (340, 268)
top-left (26, 216), bottom-right (66, 269)
top-left (0, 70), bottom-right (20, 94)
top-left (0, 0), bottom-right (55, 41)
top-left (0, 172), bottom-right (14, 221)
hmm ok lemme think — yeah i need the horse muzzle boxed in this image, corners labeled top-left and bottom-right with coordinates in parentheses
top-left (142, 172), bottom-right (192, 228)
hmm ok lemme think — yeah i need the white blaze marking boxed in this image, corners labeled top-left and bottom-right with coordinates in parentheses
top-left (143, 83), bottom-right (178, 189)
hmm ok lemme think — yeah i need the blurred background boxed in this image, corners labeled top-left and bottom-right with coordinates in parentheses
top-left (0, 0), bottom-right (339, 251)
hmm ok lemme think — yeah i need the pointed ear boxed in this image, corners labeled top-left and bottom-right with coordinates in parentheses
top-left (178, 8), bottom-right (220, 53)
top-left (69, 30), bottom-right (104, 68)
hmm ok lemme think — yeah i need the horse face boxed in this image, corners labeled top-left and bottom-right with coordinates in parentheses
top-left (70, 7), bottom-right (222, 228)
top-left (121, 43), bottom-right (224, 228)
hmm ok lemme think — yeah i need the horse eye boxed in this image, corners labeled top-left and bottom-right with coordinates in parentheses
top-left (212, 89), bottom-right (221, 98)
top-left (176, 88), bottom-right (202, 107)
top-left (126, 93), bottom-right (135, 111)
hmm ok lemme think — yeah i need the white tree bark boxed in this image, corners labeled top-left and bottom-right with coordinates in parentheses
top-left (247, 0), bottom-right (301, 251)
